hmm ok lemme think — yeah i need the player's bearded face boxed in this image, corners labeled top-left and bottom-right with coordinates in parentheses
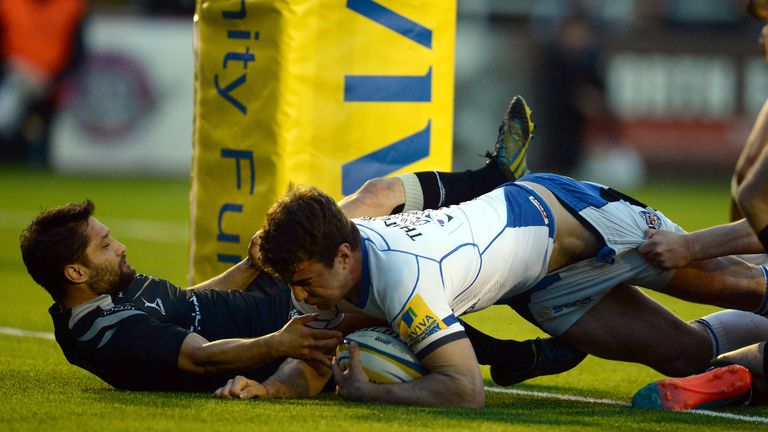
top-left (88, 255), bottom-right (136, 296)
top-left (82, 218), bottom-right (136, 296)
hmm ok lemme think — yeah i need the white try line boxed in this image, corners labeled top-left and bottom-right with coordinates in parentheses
top-left (0, 208), bottom-right (187, 244)
top-left (0, 326), bottom-right (55, 340)
top-left (486, 386), bottom-right (768, 424)
top-left (3, 325), bottom-right (768, 423)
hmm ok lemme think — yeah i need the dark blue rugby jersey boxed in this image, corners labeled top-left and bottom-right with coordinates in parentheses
top-left (50, 272), bottom-right (292, 391)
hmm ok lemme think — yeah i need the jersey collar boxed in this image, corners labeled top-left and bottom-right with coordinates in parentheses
top-left (348, 232), bottom-right (371, 308)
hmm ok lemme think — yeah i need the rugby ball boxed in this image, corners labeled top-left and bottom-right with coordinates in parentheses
top-left (336, 327), bottom-right (428, 384)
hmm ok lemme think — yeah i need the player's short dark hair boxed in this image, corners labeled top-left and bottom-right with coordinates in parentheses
top-left (20, 200), bottom-right (95, 301)
top-left (258, 185), bottom-right (360, 282)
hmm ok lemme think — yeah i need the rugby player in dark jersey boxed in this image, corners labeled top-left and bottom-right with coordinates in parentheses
top-left (21, 203), bottom-right (344, 391)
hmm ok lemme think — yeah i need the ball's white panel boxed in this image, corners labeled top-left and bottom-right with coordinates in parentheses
top-left (336, 327), bottom-right (428, 384)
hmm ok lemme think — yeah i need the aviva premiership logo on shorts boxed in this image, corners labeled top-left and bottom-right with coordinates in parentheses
top-left (398, 294), bottom-right (444, 347)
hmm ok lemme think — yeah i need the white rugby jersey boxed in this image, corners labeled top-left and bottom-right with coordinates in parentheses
top-left (297, 183), bottom-right (556, 358)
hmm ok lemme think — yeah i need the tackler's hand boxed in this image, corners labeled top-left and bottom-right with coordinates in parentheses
top-left (213, 375), bottom-right (267, 400)
top-left (273, 313), bottom-right (342, 367)
top-left (638, 229), bottom-right (694, 269)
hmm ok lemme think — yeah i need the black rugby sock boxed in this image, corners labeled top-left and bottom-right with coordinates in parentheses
top-left (460, 319), bottom-right (534, 369)
top-left (414, 164), bottom-right (510, 210)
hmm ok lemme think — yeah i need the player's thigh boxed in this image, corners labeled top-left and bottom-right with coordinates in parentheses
top-left (558, 283), bottom-right (711, 377)
top-left (663, 256), bottom-right (765, 311)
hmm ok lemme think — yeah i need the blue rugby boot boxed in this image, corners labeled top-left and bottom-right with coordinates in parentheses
top-left (486, 95), bottom-right (535, 180)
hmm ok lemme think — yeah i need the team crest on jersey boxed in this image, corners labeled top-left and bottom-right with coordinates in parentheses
top-left (639, 210), bottom-right (662, 230)
top-left (397, 294), bottom-right (444, 347)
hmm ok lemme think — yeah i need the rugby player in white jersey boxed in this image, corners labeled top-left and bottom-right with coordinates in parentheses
top-left (242, 170), bottom-right (768, 408)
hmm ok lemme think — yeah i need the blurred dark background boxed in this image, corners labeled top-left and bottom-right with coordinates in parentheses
top-left (1, 0), bottom-right (764, 188)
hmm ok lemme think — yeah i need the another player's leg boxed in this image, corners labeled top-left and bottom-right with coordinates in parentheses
top-left (736, 133), bottom-right (768, 247)
top-left (731, 99), bottom-right (768, 221)
top-left (631, 314), bottom-right (768, 410)
top-left (558, 284), bottom-right (713, 378)
top-left (461, 320), bottom-right (587, 386)
top-left (692, 309), bottom-right (768, 359)
top-left (720, 342), bottom-right (768, 402)
top-left (340, 95), bottom-right (536, 217)
top-left (631, 364), bottom-right (753, 410)
top-left (487, 95), bottom-right (535, 180)
top-left (338, 160), bottom-right (513, 218)
top-left (489, 336), bottom-right (587, 386)
top-left (395, 95), bottom-right (536, 212)
top-left (632, 340), bottom-right (768, 410)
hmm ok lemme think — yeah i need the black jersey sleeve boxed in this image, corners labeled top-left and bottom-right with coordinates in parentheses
top-left (80, 310), bottom-right (194, 390)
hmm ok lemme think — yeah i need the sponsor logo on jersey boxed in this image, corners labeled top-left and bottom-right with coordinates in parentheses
top-left (639, 210), bottom-right (662, 230)
top-left (425, 211), bottom-right (454, 227)
top-left (189, 294), bottom-right (202, 332)
top-left (537, 296), bottom-right (593, 321)
top-left (102, 304), bottom-right (138, 315)
top-left (397, 294), bottom-right (444, 346)
top-left (141, 297), bottom-right (166, 315)
top-left (425, 209), bottom-right (463, 234)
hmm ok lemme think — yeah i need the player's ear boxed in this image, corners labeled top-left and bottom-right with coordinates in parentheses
top-left (336, 243), bottom-right (352, 265)
top-left (63, 263), bottom-right (88, 284)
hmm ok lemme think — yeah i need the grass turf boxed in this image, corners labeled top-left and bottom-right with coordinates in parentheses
top-left (1, 166), bottom-right (767, 431)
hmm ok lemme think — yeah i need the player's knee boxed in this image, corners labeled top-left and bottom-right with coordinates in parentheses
top-left (355, 177), bottom-right (403, 208)
top-left (736, 176), bottom-right (767, 216)
top-left (736, 180), bottom-right (754, 212)
top-left (724, 261), bottom-right (767, 309)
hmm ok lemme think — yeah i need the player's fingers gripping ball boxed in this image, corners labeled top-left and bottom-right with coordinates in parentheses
top-left (335, 327), bottom-right (428, 384)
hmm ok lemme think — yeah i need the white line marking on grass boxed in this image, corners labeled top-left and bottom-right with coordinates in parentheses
top-left (0, 208), bottom-right (187, 243)
top-left (486, 386), bottom-right (628, 406)
top-left (0, 326), bottom-right (55, 340)
top-left (486, 386), bottom-right (768, 424)
top-left (106, 217), bottom-right (188, 244)
top-left (2, 326), bottom-right (767, 424)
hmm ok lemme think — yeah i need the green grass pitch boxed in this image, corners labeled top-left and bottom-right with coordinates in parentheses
top-left (1, 166), bottom-right (767, 431)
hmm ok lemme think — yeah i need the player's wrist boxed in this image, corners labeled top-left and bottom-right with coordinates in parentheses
top-left (341, 379), bottom-right (378, 402)
top-left (262, 379), bottom-right (293, 398)
top-left (263, 332), bottom-right (287, 358)
top-left (683, 234), bottom-right (698, 263)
